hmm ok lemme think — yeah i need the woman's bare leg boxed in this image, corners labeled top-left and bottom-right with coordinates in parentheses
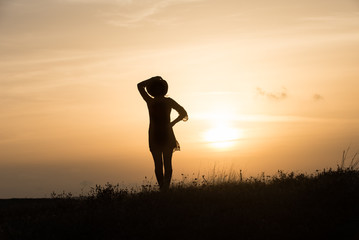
top-left (151, 151), bottom-right (164, 189)
top-left (163, 149), bottom-right (173, 191)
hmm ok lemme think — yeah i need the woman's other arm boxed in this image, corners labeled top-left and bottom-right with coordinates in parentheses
top-left (170, 99), bottom-right (188, 127)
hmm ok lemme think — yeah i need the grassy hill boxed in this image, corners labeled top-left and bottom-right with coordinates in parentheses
top-left (1, 167), bottom-right (359, 240)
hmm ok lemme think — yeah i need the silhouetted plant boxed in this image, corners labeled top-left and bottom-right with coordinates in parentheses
top-left (339, 146), bottom-right (359, 170)
top-left (141, 176), bottom-right (155, 192)
top-left (88, 182), bottom-right (128, 201)
top-left (50, 190), bottom-right (73, 199)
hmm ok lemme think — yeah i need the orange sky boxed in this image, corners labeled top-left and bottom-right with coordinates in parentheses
top-left (1, 0), bottom-right (359, 198)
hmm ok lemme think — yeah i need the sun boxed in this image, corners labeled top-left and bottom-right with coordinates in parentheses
top-left (203, 122), bottom-right (242, 149)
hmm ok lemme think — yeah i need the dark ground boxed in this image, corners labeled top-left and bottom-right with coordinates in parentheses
top-left (1, 168), bottom-right (359, 240)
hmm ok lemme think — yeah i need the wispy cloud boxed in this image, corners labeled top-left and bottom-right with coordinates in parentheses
top-left (313, 93), bottom-right (324, 101)
top-left (195, 91), bottom-right (242, 96)
top-left (96, 0), bottom-right (204, 27)
top-left (61, 0), bottom-right (133, 3)
top-left (192, 112), bottom-right (332, 123)
top-left (256, 87), bottom-right (288, 101)
top-left (52, 0), bottom-right (204, 27)
top-left (300, 12), bottom-right (359, 29)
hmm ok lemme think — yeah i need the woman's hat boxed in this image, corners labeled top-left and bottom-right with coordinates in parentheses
top-left (147, 77), bottom-right (168, 97)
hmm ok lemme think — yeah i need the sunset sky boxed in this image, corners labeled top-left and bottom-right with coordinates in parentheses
top-left (1, 0), bottom-right (359, 198)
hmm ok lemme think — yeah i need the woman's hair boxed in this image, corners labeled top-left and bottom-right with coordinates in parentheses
top-left (147, 77), bottom-right (168, 97)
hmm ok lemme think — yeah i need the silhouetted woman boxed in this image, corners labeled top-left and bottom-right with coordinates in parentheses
top-left (138, 76), bottom-right (188, 191)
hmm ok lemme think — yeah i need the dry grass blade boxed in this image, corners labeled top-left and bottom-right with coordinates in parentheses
top-left (351, 152), bottom-right (359, 169)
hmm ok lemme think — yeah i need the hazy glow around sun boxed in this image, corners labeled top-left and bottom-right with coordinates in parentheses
top-left (203, 121), bottom-right (243, 149)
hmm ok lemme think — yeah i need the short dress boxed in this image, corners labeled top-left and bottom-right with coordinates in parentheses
top-left (147, 97), bottom-right (187, 153)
